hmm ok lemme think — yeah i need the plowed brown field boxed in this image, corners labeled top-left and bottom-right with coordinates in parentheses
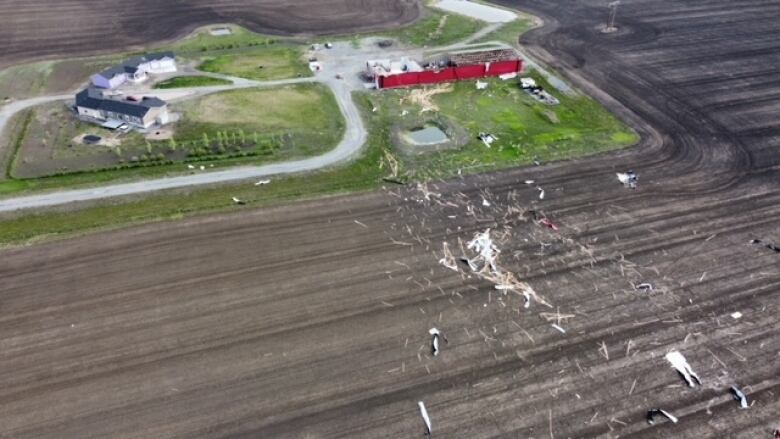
top-left (0, 0), bottom-right (421, 68)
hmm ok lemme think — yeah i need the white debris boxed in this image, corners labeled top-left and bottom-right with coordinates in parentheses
top-left (730, 311), bottom-right (742, 319)
top-left (665, 351), bottom-right (702, 387)
top-left (429, 328), bottom-right (441, 356)
top-left (476, 80), bottom-right (488, 90)
top-left (478, 132), bottom-right (497, 147)
top-left (635, 282), bottom-right (653, 292)
top-left (647, 408), bottom-right (678, 424)
top-left (231, 197), bottom-right (246, 205)
top-left (730, 386), bottom-right (749, 409)
top-left (467, 229), bottom-right (500, 273)
top-left (523, 180), bottom-right (535, 185)
top-left (520, 77), bottom-right (537, 89)
top-left (482, 197), bottom-right (491, 207)
top-left (537, 187), bottom-right (545, 200)
top-left (254, 179), bottom-right (271, 186)
top-left (199, 165), bottom-right (205, 171)
top-left (551, 323), bottom-right (566, 334)
top-left (499, 72), bottom-right (517, 80)
top-left (418, 401), bottom-right (432, 435)
top-left (616, 171), bottom-right (637, 189)
top-left (417, 183), bottom-right (440, 201)
top-left (438, 242), bottom-right (458, 272)
top-left (187, 164), bottom-right (195, 169)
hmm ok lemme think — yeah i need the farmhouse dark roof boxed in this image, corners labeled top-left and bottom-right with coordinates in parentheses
top-left (76, 87), bottom-right (166, 118)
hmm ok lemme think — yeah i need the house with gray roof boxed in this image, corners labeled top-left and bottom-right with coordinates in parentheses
top-left (75, 87), bottom-right (170, 129)
top-left (91, 52), bottom-right (177, 89)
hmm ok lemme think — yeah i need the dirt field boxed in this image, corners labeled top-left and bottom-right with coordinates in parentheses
top-left (1, 0), bottom-right (779, 437)
top-left (0, 0), bottom-right (422, 68)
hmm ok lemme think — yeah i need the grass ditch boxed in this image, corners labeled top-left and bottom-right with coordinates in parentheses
top-left (154, 76), bottom-right (232, 88)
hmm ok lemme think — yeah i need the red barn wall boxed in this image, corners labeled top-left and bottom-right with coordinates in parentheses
top-left (377, 60), bottom-right (523, 89)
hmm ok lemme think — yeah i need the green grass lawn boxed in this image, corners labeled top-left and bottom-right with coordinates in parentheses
top-left (379, 7), bottom-right (484, 47)
top-left (154, 76), bottom-right (232, 88)
top-left (197, 46), bottom-right (311, 81)
top-left (161, 24), bottom-right (278, 55)
top-left (474, 16), bottom-right (536, 45)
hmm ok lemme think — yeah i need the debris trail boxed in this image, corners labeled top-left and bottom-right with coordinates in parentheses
top-left (665, 351), bottom-right (702, 387)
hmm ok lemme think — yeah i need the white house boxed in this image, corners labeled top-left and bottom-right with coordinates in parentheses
top-left (91, 52), bottom-right (177, 89)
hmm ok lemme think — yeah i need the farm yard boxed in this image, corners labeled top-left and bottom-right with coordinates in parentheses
top-left (368, 72), bottom-right (636, 181)
top-left (5, 84), bottom-right (343, 181)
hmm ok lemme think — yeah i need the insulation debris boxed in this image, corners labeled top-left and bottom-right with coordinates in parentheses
top-left (467, 229), bottom-right (500, 274)
top-left (665, 351), bottom-right (702, 387)
top-left (617, 171), bottom-right (638, 189)
top-left (254, 179), bottom-right (271, 186)
top-left (231, 197), bottom-right (246, 205)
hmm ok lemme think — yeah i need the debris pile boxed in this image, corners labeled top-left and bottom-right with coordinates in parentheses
top-left (520, 77), bottom-right (559, 105)
top-left (478, 132), bottom-right (497, 147)
top-left (616, 170), bottom-right (638, 189)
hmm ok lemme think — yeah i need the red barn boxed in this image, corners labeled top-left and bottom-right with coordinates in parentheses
top-left (368, 48), bottom-right (523, 89)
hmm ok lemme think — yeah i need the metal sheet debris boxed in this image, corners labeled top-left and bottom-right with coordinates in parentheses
top-left (646, 408), bottom-right (678, 424)
top-left (429, 328), bottom-right (447, 356)
top-left (730, 386), bottom-right (748, 409)
top-left (418, 401), bottom-right (432, 435)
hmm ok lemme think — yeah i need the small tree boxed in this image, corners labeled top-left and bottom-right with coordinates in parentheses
top-left (231, 131), bottom-right (238, 146)
top-left (238, 129), bottom-right (246, 145)
top-left (202, 133), bottom-right (210, 148)
top-left (168, 138), bottom-right (177, 152)
top-left (145, 141), bottom-right (152, 155)
top-left (253, 131), bottom-right (259, 145)
top-left (114, 147), bottom-right (122, 158)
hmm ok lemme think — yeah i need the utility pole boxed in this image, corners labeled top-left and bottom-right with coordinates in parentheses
top-left (607, 1), bottom-right (621, 32)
